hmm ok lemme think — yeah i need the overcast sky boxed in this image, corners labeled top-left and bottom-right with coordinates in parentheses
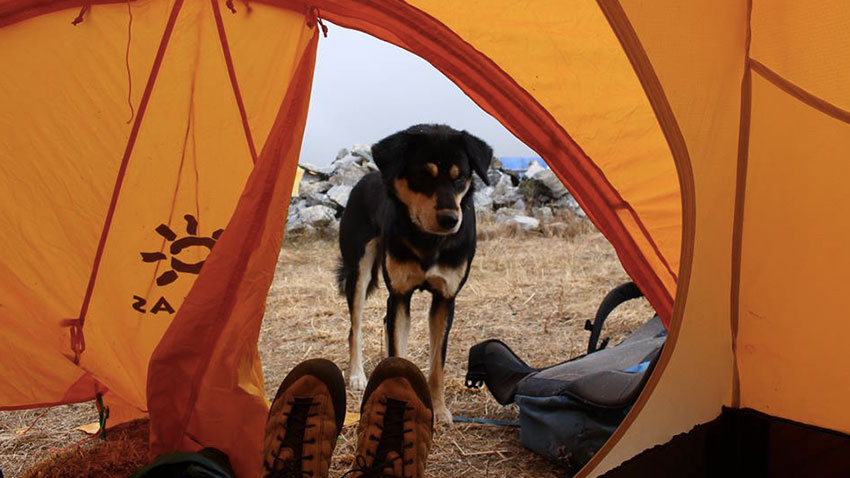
top-left (299, 24), bottom-right (538, 165)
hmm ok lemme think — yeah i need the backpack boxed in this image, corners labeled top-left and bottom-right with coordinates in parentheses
top-left (465, 282), bottom-right (666, 474)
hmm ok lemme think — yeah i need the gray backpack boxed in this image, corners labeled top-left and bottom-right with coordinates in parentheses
top-left (465, 283), bottom-right (666, 474)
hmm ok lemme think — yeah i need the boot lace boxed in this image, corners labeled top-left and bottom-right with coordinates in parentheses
top-left (343, 398), bottom-right (415, 478)
top-left (265, 397), bottom-right (320, 478)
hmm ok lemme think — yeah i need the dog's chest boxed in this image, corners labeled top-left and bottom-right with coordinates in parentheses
top-left (386, 254), bottom-right (466, 297)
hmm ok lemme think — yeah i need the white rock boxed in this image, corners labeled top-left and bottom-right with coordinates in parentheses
top-left (492, 174), bottom-right (522, 207)
top-left (289, 196), bottom-right (306, 211)
top-left (494, 207), bottom-right (525, 223)
top-left (524, 160), bottom-right (546, 179)
top-left (303, 192), bottom-right (338, 209)
top-left (533, 206), bottom-right (554, 223)
top-left (507, 215), bottom-right (540, 231)
top-left (553, 194), bottom-right (586, 217)
top-left (286, 218), bottom-right (303, 233)
top-left (332, 154), bottom-right (360, 167)
top-left (285, 206), bottom-right (304, 232)
top-left (299, 162), bottom-right (334, 178)
top-left (327, 184), bottom-right (353, 208)
top-left (298, 205), bottom-right (337, 227)
top-left (532, 169), bottom-right (569, 199)
top-left (473, 187), bottom-right (494, 210)
top-left (350, 144), bottom-right (373, 162)
top-left (298, 178), bottom-right (332, 197)
top-left (487, 169), bottom-right (505, 187)
top-left (329, 161), bottom-right (370, 186)
top-left (472, 174), bottom-right (486, 191)
top-left (335, 148), bottom-right (349, 161)
top-left (493, 174), bottom-right (514, 194)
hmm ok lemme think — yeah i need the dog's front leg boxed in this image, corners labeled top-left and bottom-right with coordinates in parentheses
top-left (384, 292), bottom-right (412, 358)
top-left (348, 306), bottom-right (368, 391)
top-left (428, 294), bottom-right (455, 425)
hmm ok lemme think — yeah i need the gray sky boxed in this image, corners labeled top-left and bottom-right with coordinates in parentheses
top-left (299, 24), bottom-right (537, 165)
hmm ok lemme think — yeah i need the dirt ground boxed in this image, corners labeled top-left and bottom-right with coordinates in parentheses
top-left (0, 213), bottom-right (653, 478)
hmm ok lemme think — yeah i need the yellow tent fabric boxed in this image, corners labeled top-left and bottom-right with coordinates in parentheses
top-left (292, 166), bottom-right (305, 197)
top-left (0, 0), bottom-right (847, 476)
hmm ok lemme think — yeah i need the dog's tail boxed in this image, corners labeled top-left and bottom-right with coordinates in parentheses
top-left (336, 258), bottom-right (348, 296)
top-left (336, 256), bottom-right (380, 297)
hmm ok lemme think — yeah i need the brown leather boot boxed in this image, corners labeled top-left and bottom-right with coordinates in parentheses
top-left (347, 357), bottom-right (434, 478)
top-left (262, 358), bottom-right (346, 478)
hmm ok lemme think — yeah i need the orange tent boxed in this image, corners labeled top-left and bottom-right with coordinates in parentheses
top-left (1, 1), bottom-right (847, 476)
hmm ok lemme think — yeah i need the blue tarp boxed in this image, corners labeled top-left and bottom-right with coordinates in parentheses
top-left (499, 157), bottom-right (547, 174)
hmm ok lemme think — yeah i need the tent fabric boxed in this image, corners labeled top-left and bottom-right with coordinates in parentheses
top-left (736, 50), bottom-right (850, 430)
top-left (1, 0), bottom-right (849, 477)
top-left (0, 1), bottom-right (317, 474)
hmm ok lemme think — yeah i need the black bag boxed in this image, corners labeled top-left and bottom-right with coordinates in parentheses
top-left (131, 448), bottom-right (235, 478)
top-left (465, 282), bottom-right (666, 474)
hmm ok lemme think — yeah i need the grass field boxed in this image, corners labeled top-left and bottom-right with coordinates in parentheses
top-left (0, 213), bottom-right (653, 477)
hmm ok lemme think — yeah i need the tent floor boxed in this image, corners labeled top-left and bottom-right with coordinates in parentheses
top-left (601, 407), bottom-right (850, 478)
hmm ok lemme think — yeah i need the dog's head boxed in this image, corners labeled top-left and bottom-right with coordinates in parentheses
top-left (372, 124), bottom-right (493, 235)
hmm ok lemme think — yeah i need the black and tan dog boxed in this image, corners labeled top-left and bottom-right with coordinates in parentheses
top-left (337, 124), bottom-right (492, 423)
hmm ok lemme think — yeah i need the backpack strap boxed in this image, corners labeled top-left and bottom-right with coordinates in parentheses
top-left (585, 282), bottom-right (644, 354)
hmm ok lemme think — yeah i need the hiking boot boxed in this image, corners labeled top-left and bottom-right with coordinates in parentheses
top-left (346, 357), bottom-right (433, 478)
top-left (262, 358), bottom-right (346, 478)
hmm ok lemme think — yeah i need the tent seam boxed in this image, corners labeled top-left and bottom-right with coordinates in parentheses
top-left (146, 65), bottom-right (199, 296)
top-left (729, 0), bottom-right (754, 410)
top-left (211, 0), bottom-right (259, 164)
top-left (749, 58), bottom-right (850, 125)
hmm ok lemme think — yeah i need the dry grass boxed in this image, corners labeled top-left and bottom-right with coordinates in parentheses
top-left (16, 421), bottom-right (149, 478)
top-left (1, 211), bottom-right (653, 478)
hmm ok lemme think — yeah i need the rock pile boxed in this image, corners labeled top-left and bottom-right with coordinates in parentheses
top-left (286, 145), bottom-right (586, 235)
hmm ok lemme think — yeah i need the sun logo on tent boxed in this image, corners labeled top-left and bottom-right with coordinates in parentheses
top-left (141, 214), bottom-right (224, 286)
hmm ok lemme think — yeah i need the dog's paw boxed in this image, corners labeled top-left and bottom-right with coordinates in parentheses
top-left (434, 405), bottom-right (453, 426)
top-left (349, 371), bottom-right (368, 391)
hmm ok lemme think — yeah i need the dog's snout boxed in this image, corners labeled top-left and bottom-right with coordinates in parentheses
top-left (437, 210), bottom-right (459, 229)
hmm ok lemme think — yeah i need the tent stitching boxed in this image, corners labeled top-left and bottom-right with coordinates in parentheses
top-left (211, 0), bottom-right (259, 163)
top-left (729, 0), bottom-right (754, 410)
top-left (123, 0), bottom-right (135, 124)
top-left (750, 59), bottom-right (850, 124)
top-left (146, 57), bottom-right (200, 296)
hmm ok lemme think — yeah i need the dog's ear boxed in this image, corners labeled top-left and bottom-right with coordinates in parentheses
top-left (462, 131), bottom-right (493, 185)
top-left (371, 131), bottom-right (410, 182)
